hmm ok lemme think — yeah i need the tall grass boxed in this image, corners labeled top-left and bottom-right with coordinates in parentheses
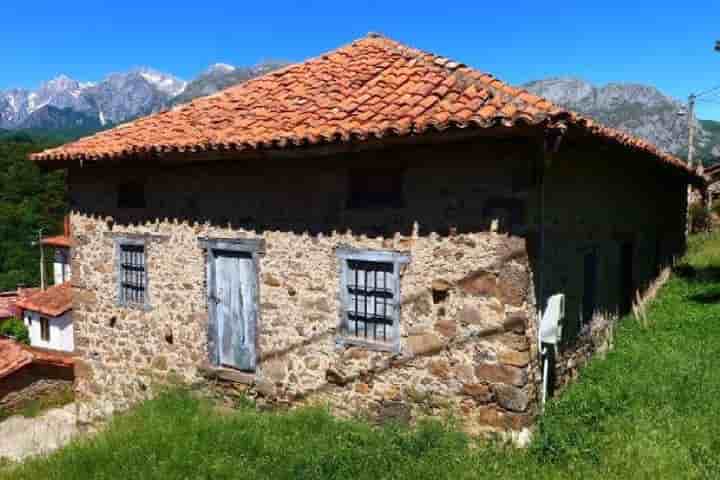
top-left (4, 234), bottom-right (720, 479)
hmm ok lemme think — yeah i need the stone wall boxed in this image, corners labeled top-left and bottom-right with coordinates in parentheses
top-left (68, 138), bottom-right (541, 434)
top-left (533, 139), bottom-right (689, 389)
top-left (0, 363), bottom-right (74, 414)
top-left (66, 133), bottom-right (691, 433)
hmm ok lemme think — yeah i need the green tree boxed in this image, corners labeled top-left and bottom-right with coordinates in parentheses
top-left (0, 132), bottom-right (67, 291)
top-left (0, 317), bottom-right (30, 344)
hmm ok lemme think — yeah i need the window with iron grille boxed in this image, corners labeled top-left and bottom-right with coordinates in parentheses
top-left (337, 247), bottom-right (410, 351)
top-left (118, 242), bottom-right (148, 307)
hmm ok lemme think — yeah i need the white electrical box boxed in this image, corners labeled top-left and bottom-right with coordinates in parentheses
top-left (539, 293), bottom-right (565, 346)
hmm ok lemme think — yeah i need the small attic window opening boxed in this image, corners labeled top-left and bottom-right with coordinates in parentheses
top-left (347, 168), bottom-right (405, 210)
top-left (118, 182), bottom-right (146, 209)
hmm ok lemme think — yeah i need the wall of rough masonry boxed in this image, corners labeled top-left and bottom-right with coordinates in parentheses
top-left (0, 364), bottom-right (74, 414)
top-left (66, 133), bottom-right (691, 432)
top-left (531, 139), bottom-right (689, 390)
top-left (68, 138), bottom-right (542, 433)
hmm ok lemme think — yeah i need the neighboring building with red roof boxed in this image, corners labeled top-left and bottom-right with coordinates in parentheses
top-left (0, 288), bottom-right (40, 322)
top-left (0, 292), bottom-right (21, 321)
top-left (31, 35), bottom-right (704, 432)
top-left (17, 283), bottom-right (74, 352)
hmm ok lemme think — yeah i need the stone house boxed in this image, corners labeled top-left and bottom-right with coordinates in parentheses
top-left (31, 35), bottom-right (702, 434)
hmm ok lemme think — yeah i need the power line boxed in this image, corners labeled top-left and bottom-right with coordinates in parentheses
top-left (696, 84), bottom-right (720, 99)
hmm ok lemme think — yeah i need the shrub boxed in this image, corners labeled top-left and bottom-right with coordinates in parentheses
top-left (0, 317), bottom-right (30, 344)
top-left (689, 202), bottom-right (710, 233)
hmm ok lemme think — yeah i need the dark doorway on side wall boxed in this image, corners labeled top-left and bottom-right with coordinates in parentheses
top-left (619, 241), bottom-right (634, 315)
top-left (582, 250), bottom-right (598, 325)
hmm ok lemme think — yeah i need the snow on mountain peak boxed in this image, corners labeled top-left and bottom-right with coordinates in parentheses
top-left (136, 68), bottom-right (187, 97)
top-left (206, 63), bottom-right (237, 74)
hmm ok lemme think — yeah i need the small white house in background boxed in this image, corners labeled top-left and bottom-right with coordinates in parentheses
top-left (16, 217), bottom-right (75, 353)
top-left (41, 216), bottom-right (73, 286)
top-left (17, 282), bottom-right (73, 352)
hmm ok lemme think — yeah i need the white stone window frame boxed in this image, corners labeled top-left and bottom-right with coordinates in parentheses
top-left (115, 236), bottom-right (151, 310)
top-left (335, 246), bottom-right (410, 353)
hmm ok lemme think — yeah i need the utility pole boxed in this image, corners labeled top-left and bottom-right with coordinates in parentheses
top-left (37, 228), bottom-right (45, 291)
top-left (688, 94), bottom-right (697, 168)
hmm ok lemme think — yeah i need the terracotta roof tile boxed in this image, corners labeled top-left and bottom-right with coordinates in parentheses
top-left (40, 235), bottom-right (74, 248)
top-left (31, 34), bottom-right (699, 179)
top-left (0, 338), bottom-right (33, 379)
top-left (16, 282), bottom-right (72, 318)
top-left (0, 338), bottom-right (74, 379)
top-left (0, 288), bottom-right (40, 319)
top-left (0, 293), bottom-right (18, 319)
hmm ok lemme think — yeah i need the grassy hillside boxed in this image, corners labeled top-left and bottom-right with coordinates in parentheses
top-left (0, 131), bottom-right (67, 291)
top-left (3, 233), bottom-right (720, 478)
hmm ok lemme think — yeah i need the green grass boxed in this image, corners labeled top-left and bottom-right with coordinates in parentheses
top-left (3, 235), bottom-right (720, 479)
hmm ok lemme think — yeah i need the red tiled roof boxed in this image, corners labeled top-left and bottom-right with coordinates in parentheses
top-left (0, 337), bottom-right (33, 379)
top-left (31, 34), bottom-right (699, 179)
top-left (0, 289), bottom-right (40, 319)
top-left (0, 338), bottom-right (74, 379)
top-left (40, 235), bottom-right (74, 248)
top-left (16, 282), bottom-right (72, 318)
top-left (0, 293), bottom-right (19, 319)
top-left (28, 346), bottom-right (75, 368)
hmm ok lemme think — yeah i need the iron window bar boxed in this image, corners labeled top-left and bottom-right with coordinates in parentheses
top-left (120, 244), bottom-right (146, 305)
top-left (346, 259), bottom-right (394, 343)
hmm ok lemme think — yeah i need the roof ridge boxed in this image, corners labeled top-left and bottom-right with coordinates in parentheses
top-left (365, 35), bottom-right (558, 122)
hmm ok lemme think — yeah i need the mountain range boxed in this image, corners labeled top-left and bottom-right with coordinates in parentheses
top-left (2, 66), bottom-right (718, 165)
top-left (0, 62), bottom-right (287, 133)
top-left (524, 78), bottom-right (719, 165)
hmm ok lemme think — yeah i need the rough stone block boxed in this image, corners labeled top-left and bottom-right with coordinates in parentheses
top-left (301, 296), bottom-right (332, 313)
top-left (406, 333), bottom-right (444, 356)
top-left (429, 359), bottom-right (450, 378)
top-left (498, 263), bottom-right (528, 307)
top-left (494, 384), bottom-right (530, 412)
top-left (74, 360), bottom-right (93, 380)
top-left (431, 279), bottom-right (451, 292)
top-left (263, 273), bottom-right (282, 287)
top-left (456, 304), bottom-right (502, 329)
top-left (263, 359), bottom-right (287, 382)
top-left (499, 333), bottom-right (530, 352)
top-left (458, 271), bottom-right (499, 297)
top-left (475, 363), bottom-right (527, 387)
top-left (461, 383), bottom-right (493, 403)
top-left (476, 406), bottom-right (507, 429)
top-left (498, 350), bottom-right (530, 367)
top-left (343, 347), bottom-right (370, 360)
top-left (151, 356), bottom-right (168, 371)
top-left (355, 382), bottom-right (370, 394)
top-left (434, 319), bottom-right (457, 337)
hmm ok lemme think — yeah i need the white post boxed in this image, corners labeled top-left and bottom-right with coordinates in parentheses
top-left (38, 228), bottom-right (45, 290)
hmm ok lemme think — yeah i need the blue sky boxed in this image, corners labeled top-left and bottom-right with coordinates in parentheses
top-left (3, 1), bottom-right (720, 118)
